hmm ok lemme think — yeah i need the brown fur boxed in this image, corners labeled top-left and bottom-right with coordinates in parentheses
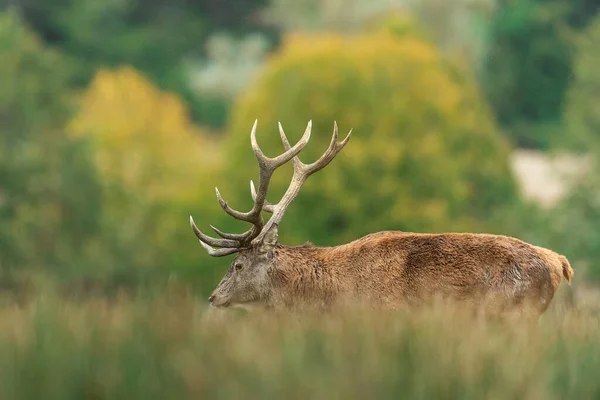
top-left (262, 231), bottom-right (573, 314)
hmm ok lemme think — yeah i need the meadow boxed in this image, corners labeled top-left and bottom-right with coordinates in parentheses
top-left (3, 2), bottom-right (600, 398)
top-left (0, 285), bottom-right (597, 400)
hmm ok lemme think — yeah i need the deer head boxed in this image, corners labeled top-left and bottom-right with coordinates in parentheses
top-left (190, 120), bottom-right (351, 308)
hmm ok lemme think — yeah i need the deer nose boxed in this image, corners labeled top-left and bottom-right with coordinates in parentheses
top-left (208, 295), bottom-right (215, 303)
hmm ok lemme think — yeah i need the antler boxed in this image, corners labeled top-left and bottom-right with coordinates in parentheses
top-left (190, 120), bottom-right (351, 257)
top-left (250, 121), bottom-right (351, 245)
top-left (190, 119), bottom-right (311, 256)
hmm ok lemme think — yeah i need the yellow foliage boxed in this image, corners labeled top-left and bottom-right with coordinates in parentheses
top-left (225, 32), bottom-right (517, 245)
top-left (69, 66), bottom-right (217, 204)
top-left (68, 66), bottom-right (224, 271)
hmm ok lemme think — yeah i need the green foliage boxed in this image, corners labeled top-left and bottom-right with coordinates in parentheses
top-left (0, 11), bottom-right (102, 272)
top-left (482, 0), bottom-right (573, 149)
top-left (222, 32), bottom-right (519, 247)
top-left (565, 0), bottom-right (600, 27)
top-left (5, 0), bottom-right (275, 128)
top-left (19, 0), bottom-right (208, 122)
top-left (0, 296), bottom-right (598, 399)
top-left (562, 15), bottom-right (600, 152)
top-left (482, 0), bottom-right (600, 150)
top-left (8, 1), bottom-right (198, 85)
top-left (513, 15), bottom-right (600, 282)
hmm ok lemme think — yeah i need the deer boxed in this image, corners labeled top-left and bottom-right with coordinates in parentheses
top-left (190, 120), bottom-right (574, 315)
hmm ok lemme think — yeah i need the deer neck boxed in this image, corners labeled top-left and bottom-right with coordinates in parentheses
top-left (268, 244), bottom-right (341, 310)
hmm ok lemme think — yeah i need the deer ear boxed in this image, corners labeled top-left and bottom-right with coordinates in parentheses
top-left (258, 224), bottom-right (278, 254)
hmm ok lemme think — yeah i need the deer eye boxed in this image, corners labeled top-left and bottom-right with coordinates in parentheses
top-left (234, 263), bottom-right (243, 271)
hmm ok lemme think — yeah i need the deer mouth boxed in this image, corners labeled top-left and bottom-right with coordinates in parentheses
top-left (210, 299), bottom-right (231, 308)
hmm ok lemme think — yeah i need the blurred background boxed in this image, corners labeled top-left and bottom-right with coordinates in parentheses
top-left (1, 0), bottom-right (599, 301)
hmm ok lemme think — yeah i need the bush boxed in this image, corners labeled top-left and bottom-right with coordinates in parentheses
top-left (221, 32), bottom-right (519, 246)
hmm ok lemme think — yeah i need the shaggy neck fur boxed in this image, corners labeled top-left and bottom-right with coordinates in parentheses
top-left (267, 242), bottom-right (356, 311)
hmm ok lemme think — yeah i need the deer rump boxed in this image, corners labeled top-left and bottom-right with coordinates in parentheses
top-left (308, 231), bottom-right (573, 313)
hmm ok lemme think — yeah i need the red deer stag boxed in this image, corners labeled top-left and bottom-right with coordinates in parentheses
top-left (190, 120), bottom-right (573, 314)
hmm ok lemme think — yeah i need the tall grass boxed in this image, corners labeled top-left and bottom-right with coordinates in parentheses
top-left (0, 289), bottom-right (598, 400)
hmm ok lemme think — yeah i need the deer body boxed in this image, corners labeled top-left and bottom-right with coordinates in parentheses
top-left (190, 120), bottom-right (573, 315)
top-left (264, 231), bottom-right (572, 313)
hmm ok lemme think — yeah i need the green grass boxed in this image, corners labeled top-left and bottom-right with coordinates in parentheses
top-left (0, 288), bottom-right (598, 400)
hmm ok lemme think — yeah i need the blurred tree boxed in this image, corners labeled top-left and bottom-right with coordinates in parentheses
top-left (262, 0), bottom-right (497, 71)
top-left (490, 13), bottom-right (600, 284)
top-left (196, 0), bottom-right (272, 35)
top-left (363, 11), bottom-right (432, 41)
top-left (0, 11), bottom-right (102, 274)
top-left (404, 0), bottom-right (496, 73)
top-left (4, 0), bottom-right (203, 84)
top-left (68, 65), bottom-right (224, 293)
top-left (564, 0), bottom-right (600, 27)
top-left (482, 0), bottom-right (570, 149)
top-left (187, 32), bottom-right (271, 130)
top-left (222, 31), bottom-right (519, 247)
top-left (531, 14), bottom-right (600, 282)
top-left (0, 0), bottom-right (277, 128)
top-left (482, 0), bottom-right (600, 150)
top-left (562, 15), bottom-right (600, 152)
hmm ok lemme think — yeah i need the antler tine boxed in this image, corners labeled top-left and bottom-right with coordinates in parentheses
top-left (198, 240), bottom-right (240, 257)
top-left (250, 180), bottom-right (275, 213)
top-left (210, 224), bottom-right (259, 241)
top-left (249, 121), bottom-right (315, 217)
top-left (190, 216), bottom-right (241, 257)
top-left (252, 120), bottom-right (311, 170)
top-left (303, 121), bottom-right (352, 176)
top-left (251, 122), bottom-right (352, 245)
top-left (246, 120), bottom-right (311, 215)
top-left (278, 122), bottom-right (302, 168)
top-left (214, 187), bottom-right (248, 221)
top-left (190, 216), bottom-right (240, 247)
top-left (277, 121), bottom-right (351, 174)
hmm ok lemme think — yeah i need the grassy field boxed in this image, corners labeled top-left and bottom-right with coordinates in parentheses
top-left (0, 286), bottom-right (598, 400)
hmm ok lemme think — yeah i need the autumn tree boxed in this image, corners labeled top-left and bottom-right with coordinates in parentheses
top-left (68, 66), bottom-right (223, 291)
top-left (220, 30), bottom-right (519, 247)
